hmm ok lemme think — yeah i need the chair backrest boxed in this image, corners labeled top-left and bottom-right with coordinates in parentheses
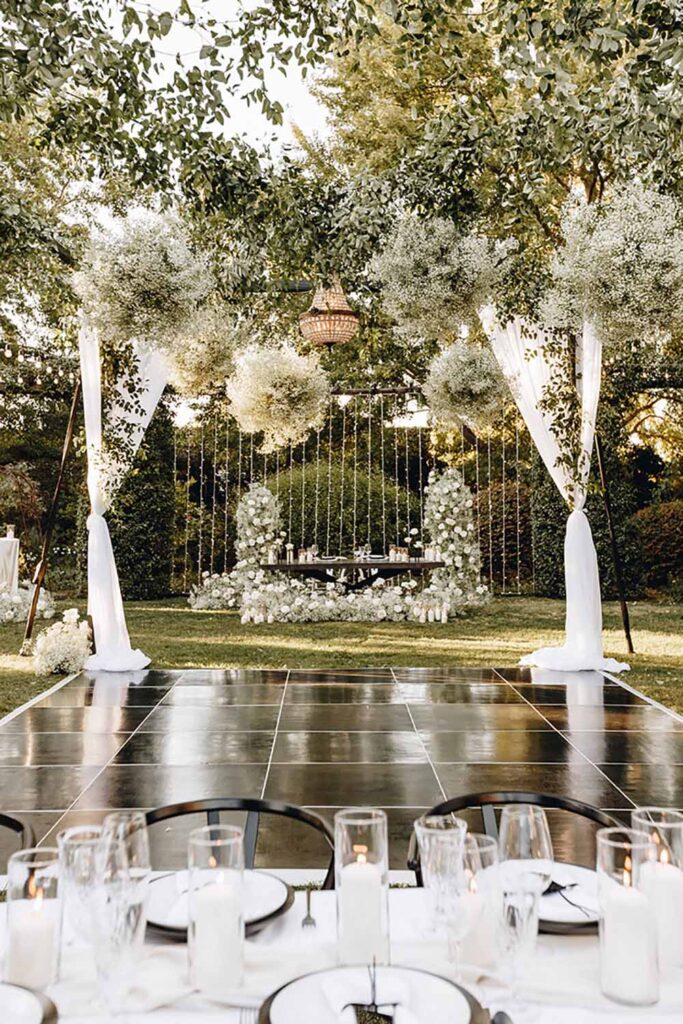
top-left (0, 813), bottom-right (36, 869)
top-left (145, 797), bottom-right (335, 889)
top-left (408, 791), bottom-right (621, 884)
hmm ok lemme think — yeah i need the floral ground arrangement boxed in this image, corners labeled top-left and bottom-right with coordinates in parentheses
top-left (189, 469), bottom-right (489, 624)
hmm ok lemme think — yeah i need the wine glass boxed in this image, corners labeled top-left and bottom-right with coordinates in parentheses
top-left (498, 805), bottom-right (554, 1019)
top-left (89, 834), bottom-right (148, 1014)
top-left (414, 814), bottom-right (467, 939)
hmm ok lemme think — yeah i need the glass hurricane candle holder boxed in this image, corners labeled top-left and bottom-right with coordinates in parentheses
top-left (459, 833), bottom-right (501, 971)
top-left (5, 848), bottom-right (61, 990)
top-left (597, 827), bottom-right (659, 1006)
top-left (631, 808), bottom-right (683, 970)
top-left (188, 825), bottom-right (244, 998)
top-left (335, 808), bottom-right (389, 965)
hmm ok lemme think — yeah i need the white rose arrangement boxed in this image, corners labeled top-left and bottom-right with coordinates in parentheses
top-left (33, 608), bottom-right (91, 677)
top-left (191, 472), bottom-right (486, 623)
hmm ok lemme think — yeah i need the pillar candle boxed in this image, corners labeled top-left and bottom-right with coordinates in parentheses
top-left (600, 876), bottom-right (659, 1005)
top-left (461, 890), bottom-right (497, 968)
top-left (639, 858), bottom-right (683, 969)
top-left (191, 877), bottom-right (243, 995)
top-left (5, 898), bottom-right (59, 990)
top-left (337, 858), bottom-right (388, 965)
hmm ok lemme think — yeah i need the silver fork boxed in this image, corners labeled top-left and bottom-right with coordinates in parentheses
top-left (301, 887), bottom-right (316, 930)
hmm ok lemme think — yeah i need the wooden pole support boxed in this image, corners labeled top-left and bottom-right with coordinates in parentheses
top-left (20, 380), bottom-right (82, 655)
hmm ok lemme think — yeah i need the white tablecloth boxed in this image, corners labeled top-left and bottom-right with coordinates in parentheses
top-left (3, 884), bottom-right (675, 1024)
top-left (0, 537), bottom-right (19, 594)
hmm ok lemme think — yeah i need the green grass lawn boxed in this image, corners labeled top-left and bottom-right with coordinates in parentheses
top-left (0, 596), bottom-right (681, 719)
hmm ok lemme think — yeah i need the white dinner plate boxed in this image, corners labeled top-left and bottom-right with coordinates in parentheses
top-left (540, 864), bottom-right (600, 932)
top-left (0, 983), bottom-right (58, 1024)
top-left (261, 965), bottom-right (477, 1024)
top-left (146, 869), bottom-right (293, 937)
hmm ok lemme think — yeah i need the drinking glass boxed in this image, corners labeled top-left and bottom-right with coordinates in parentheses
top-left (499, 806), bottom-right (554, 1018)
top-left (414, 813), bottom-right (467, 939)
top-left (89, 835), bottom-right (147, 1013)
top-left (102, 811), bottom-right (151, 881)
top-left (188, 824), bottom-right (245, 998)
top-left (631, 808), bottom-right (683, 969)
top-left (58, 825), bottom-right (103, 947)
top-left (458, 833), bottom-right (501, 971)
top-left (5, 848), bottom-right (61, 990)
top-left (597, 827), bottom-right (659, 1005)
top-left (336, 808), bottom-right (390, 965)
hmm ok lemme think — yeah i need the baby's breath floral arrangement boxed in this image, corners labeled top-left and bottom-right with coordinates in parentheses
top-left (170, 301), bottom-right (248, 397)
top-left (191, 473), bottom-right (486, 623)
top-left (33, 608), bottom-right (90, 677)
top-left (371, 214), bottom-right (514, 343)
top-left (74, 211), bottom-right (214, 355)
top-left (544, 183), bottom-right (683, 344)
top-left (0, 582), bottom-right (54, 625)
top-left (226, 343), bottom-right (330, 453)
top-left (423, 340), bottom-right (507, 431)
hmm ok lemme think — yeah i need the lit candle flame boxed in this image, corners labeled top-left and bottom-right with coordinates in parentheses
top-left (661, 847), bottom-right (670, 865)
top-left (353, 843), bottom-right (368, 865)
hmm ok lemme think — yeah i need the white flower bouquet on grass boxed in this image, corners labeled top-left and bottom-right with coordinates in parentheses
top-left (33, 609), bottom-right (91, 677)
top-left (0, 583), bottom-right (55, 624)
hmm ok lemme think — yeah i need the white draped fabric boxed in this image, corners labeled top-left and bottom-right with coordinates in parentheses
top-left (79, 326), bottom-right (167, 672)
top-left (0, 537), bottom-right (19, 594)
top-left (479, 306), bottom-right (629, 673)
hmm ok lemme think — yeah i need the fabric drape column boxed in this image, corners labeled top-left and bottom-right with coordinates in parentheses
top-left (479, 307), bottom-right (628, 673)
top-left (79, 326), bottom-right (167, 672)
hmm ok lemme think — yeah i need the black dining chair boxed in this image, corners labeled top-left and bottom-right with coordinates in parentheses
top-left (146, 797), bottom-right (335, 889)
top-left (0, 812), bottom-right (36, 869)
top-left (407, 791), bottom-right (622, 885)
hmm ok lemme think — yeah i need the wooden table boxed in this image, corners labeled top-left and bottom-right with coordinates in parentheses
top-left (259, 558), bottom-right (445, 593)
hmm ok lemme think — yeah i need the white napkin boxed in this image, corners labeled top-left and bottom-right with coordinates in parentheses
top-left (49, 945), bottom-right (191, 1017)
top-left (323, 972), bottom-right (417, 1024)
top-left (197, 943), bottom-right (338, 1008)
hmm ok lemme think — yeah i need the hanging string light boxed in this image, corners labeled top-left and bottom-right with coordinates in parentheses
top-left (288, 441), bottom-right (294, 544)
top-left (339, 401), bottom-right (347, 555)
top-left (249, 434), bottom-right (255, 486)
top-left (404, 426), bottom-right (411, 539)
top-left (475, 433), bottom-right (482, 583)
top-left (210, 414), bottom-right (218, 572)
top-left (326, 399), bottom-right (333, 555)
top-left (223, 413), bottom-right (230, 573)
top-left (183, 435), bottom-right (191, 591)
top-left (275, 448), bottom-right (280, 502)
top-left (197, 417), bottom-right (205, 582)
top-left (501, 405), bottom-right (507, 593)
top-left (313, 425), bottom-right (321, 549)
top-left (300, 438), bottom-right (307, 548)
top-left (352, 396), bottom-right (359, 552)
top-left (487, 435), bottom-right (494, 587)
top-left (393, 396), bottom-right (400, 547)
top-left (172, 428), bottom-right (178, 589)
top-left (515, 416), bottom-right (521, 594)
top-left (366, 393), bottom-right (373, 547)
top-left (380, 395), bottom-right (387, 555)
top-left (237, 428), bottom-right (243, 502)
top-left (417, 425), bottom-right (424, 543)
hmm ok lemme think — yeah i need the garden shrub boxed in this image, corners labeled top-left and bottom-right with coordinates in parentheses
top-left (632, 500), bottom-right (683, 592)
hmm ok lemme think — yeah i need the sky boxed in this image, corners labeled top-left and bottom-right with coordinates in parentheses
top-left (144, 0), bottom-right (331, 148)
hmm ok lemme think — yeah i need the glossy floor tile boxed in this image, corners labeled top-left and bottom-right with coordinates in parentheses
top-left (1, 664), bottom-right (679, 870)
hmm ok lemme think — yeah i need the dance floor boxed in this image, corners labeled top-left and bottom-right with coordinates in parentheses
top-left (1, 666), bottom-right (682, 872)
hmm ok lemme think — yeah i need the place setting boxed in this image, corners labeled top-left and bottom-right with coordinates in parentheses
top-left (2, 800), bottom-right (683, 1021)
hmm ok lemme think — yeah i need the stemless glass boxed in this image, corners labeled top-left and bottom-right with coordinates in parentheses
top-left (459, 833), bottom-right (501, 970)
top-left (89, 835), bottom-right (147, 1013)
top-left (188, 824), bottom-right (245, 998)
top-left (414, 814), bottom-right (468, 939)
top-left (597, 827), bottom-right (659, 1005)
top-left (335, 808), bottom-right (390, 966)
top-left (58, 825), bottom-right (103, 947)
top-left (102, 811), bottom-right (151, 880)
top-left (5, 848), bottom-right (61, 990)
top-left (499, 806), bottom-right (554, 1018)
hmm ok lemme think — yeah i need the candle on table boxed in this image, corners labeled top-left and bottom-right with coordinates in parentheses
top-left (337, 847), bottom-right (388, 965)
top-left (5, 889), bottom-right (59, 990)
top-left (600, 868), bottom-right (659, 1005)
top-left (639, 852), bottom-right (683, 969)
top-left (191, 875), bottom-right (243, 995)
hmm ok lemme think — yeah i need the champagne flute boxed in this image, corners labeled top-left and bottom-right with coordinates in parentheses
top-left (498, 805), bottom-right (554, 1019)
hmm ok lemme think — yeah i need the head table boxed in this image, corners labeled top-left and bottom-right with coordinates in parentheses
top-left (8, 871), bottom-right (682, 1024)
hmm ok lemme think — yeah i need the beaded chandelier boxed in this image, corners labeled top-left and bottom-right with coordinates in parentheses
top-left (299, 277), bottom-right (360, 349)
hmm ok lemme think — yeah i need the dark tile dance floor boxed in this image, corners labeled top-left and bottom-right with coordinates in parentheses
top-left (1, 666), bottom-right (682, 871)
